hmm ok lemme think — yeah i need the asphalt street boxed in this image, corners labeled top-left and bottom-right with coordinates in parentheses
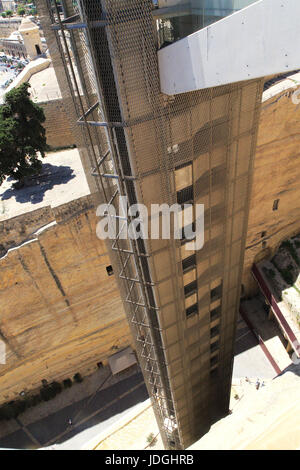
top-left (0, 372), bottom-right (148, 450)
top-left (0, 317), bottom-right (277, 450)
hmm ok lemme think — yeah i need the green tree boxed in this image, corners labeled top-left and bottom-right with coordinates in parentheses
top-left (5, 10), bottom-right (13, 17)
top-left (1, 12), bottom-right (6, 18)
top-left (0, 83), bottom-right (48, 187)
top-left (17, 7), bottom-right (26, 16)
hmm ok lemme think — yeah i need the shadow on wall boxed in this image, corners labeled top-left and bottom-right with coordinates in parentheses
top-left (0, 163), bottom-right (75, 204)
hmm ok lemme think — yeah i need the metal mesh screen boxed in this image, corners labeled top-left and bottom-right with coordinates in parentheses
top-left (38, 0), bottom-right (264, 449)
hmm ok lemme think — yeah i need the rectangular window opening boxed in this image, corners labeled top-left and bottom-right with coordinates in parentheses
top-left (182, 254), bottom-right (196, 273)
top-left (177, 184), bottom-right (194, 205)
top-left (210, 355), bottom-right (219, 367)
top-left (210, 325), bottom-right (219, 339)
top-left (210, 341), bottom-right (219, 354)
top-left (106, 265), bottom-right (114, 276)
top-left (210, 282), bottom-right (223, 301)
top-left (210, 306), bottom-right (221, 322)
top-left (181, 221), bottom-right (196, 245)
top-left (184, 280), bottom-right (197, 297)
top-left (186, 303), bottom-right (198, 318)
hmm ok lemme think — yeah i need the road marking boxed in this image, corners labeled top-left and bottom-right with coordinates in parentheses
top-left (43, 380), bottom-right (145, 447)
top-left (15, 417), bottom-right (41, 447)
top-left (235, 330), bottom-right (252, 342)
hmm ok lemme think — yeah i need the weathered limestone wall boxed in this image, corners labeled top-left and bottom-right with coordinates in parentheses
top-left (0, 196), bottom-right (93, 256)
top-left (0, 195), bottom-right (132, 405)
top-left (39, 98), bottom-right (76, 148)
top-left (0, 206), bottom-right (53, 256)
top-left (243, 77), bottom-right (300, 295)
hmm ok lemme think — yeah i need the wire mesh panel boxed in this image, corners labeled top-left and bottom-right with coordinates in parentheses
top-left (38, 0), bottom-right (264, 449)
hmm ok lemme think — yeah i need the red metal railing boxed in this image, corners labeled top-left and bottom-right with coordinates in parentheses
top-left (252, 263), bottom-right (300, 358)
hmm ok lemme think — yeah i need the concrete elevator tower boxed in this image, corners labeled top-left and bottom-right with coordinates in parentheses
top-left (38, 0), bottom-right (300, 449)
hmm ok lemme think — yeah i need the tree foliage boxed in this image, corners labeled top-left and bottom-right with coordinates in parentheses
top-left (17, 7), bottom-right (26, 16)
top-left (0, 83), bottom-right (48, 187)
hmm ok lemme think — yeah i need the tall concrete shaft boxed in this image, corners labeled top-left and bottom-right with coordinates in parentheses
top-left (38, 0), bottom-right (264, 449)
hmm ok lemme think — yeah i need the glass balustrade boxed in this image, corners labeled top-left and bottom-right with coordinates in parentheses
top-left (154, 0), bottom-right (260, 47)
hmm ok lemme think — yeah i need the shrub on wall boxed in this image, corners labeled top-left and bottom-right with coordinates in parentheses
top-left (51, 381), bottom-right (63, 394)
top-left (73, 373), bottom-right (83, 383)
top-left (40, 382), bottom-right (59, 401)
top-left (0, 401), bottom-right (20, 420)
top-left (63, 378), bottom-right (72, 389)
top-left (0, 375), bottom-right (82, 420)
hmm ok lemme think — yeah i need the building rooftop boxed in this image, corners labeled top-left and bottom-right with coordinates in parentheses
top-left (18, 17), bottom-right (39, 33)
top-left (0, 148), bottom-right (90, 221)
top-left (29, 65), bottom-right (62, 102)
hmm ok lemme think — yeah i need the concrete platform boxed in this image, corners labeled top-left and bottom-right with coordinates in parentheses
top-left (233, 314), bottom-right (279, 379)
top-left (242, 296), bottom-right (293, 372)
top-left (0, 148), bottom-right (90, 221)
top-left (29, 65), bottom-right (62, 102)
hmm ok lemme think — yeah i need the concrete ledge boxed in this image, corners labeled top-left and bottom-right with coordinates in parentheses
top-left (4, 57), bottom-right (51, 95)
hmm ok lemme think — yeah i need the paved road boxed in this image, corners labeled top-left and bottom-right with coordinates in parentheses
top-left (0, 318), bottom-right (278, 450)
top-left (0, 372), bottom-right (148, 450)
